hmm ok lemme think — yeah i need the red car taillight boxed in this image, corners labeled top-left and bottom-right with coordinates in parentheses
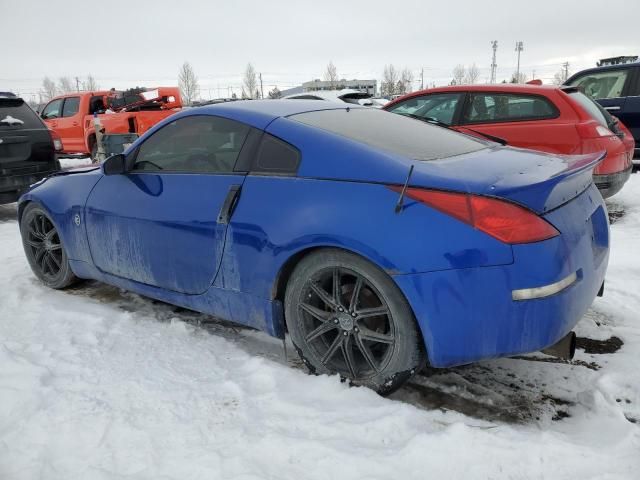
top-left (576, 120), bottom-right (615, 139)
top-left (49, 129), bottom-right (63, 151)
top-left (392, 187), bottom-right (560, 244)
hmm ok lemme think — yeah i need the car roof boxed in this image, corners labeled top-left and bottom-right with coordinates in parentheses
top-left (283, 89), bottom-right (372, 101)
top-left (384, 83), bottom-right (562, 108)
top-left (187, 99), bottom-right (365, 129)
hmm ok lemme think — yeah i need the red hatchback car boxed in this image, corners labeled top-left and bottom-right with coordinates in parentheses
top-left (384, 84), bottom-right (635, 198)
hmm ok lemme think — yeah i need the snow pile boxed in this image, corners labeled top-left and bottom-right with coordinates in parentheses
top-left (1, 177), bottom-right (640, 479)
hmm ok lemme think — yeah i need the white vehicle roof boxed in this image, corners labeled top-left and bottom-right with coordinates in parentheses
top-left (283, 89), bottom-right (373, 105)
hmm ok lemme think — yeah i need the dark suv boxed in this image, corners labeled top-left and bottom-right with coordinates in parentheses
top-left (0, 96), bottom-right (60, 204)
top-left (566, 63), bottom-right (640, 163)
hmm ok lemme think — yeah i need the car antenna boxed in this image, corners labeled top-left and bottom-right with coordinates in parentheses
top-left (394, 164), bottom-right (414, 214)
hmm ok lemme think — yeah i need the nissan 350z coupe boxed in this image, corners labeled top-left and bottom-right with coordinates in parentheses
top-left (18, 100), bottom-right (609, 394)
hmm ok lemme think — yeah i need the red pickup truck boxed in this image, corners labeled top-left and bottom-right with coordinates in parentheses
top-left (40, 87), bottom-right (182, 160)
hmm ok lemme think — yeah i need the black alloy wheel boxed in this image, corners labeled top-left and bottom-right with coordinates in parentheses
top-left (285, 249), bottom-right (425, 394)
top-left (20, 203), bottom-right (78, 289)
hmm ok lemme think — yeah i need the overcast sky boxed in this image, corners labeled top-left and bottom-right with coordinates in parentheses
top-left (2, 0), bottom-right (639, 100)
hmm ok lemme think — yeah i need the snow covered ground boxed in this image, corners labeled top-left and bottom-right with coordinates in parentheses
top-left (0, 169), bottom-right (639, 479)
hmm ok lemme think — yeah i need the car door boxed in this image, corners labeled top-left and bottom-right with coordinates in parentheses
top-left (566, 67), bottom-right (635, 134)
top-left (385, 92), bottom-right (465, 126)
top-left (55, 96), bottom-right (83, 152)
top-left (84, 114), bottom-right (251, 294)
top-left (40, 98), bottom-right (63, 132)
top-left (457, 92), bottom-right (578, 154)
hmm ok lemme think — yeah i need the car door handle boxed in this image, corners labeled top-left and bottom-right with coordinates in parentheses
top-left (604, 106), bottom-right (621, 111)
top-left (217, 184), bottom-right (242, 225)
top-left (72, 121), bottom-right (79, 126)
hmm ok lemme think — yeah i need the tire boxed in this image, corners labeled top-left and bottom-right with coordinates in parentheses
top-left (20, 203), bottom-right (78, 289)
top-left (284, 249), bottom-right (426, 395)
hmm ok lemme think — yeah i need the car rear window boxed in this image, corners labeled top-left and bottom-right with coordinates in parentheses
top-left (290, 108), bottom-right (486, 161)
top-left (0, 98), bottom-right (44, 130)
top-left (568, 91), bottom-right (611, 127)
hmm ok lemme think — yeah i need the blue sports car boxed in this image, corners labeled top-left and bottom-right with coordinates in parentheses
top-left (18, 100), bottom-right (609, 394)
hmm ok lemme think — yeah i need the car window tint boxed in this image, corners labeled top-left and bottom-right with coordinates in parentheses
top-left (62, 97), bottom-right (80, 117)
top-left (568, 69), bottom-right (629, 99)
top-left (254, 134), bottom-right (300, 174)
top-left (132, 115), bottom-right (250, 173)
top-left (0, 98), bottom-right (44, 129)
top-left (291, 108), bottom-right (485, 161)
top-left (387, 93), bottom-right (463, 125)
top-left (41, 99), bottom-right (63, 119)
top-left (463, 93), bottom-right (557, 123)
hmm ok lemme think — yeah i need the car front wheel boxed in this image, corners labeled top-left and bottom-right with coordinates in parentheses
top-left (285, 249), bottom-right (425, 395)
top-left (20, 203), bottom-right (78, 289)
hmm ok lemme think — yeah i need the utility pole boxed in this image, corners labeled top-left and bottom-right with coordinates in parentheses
top-left (490, 40), bottom-right (498, 83)
top-left (532, 69), bottom-right (536, 80)
top-left (75, 76), bottom-right (81, 92)
top-left (562, 61), bottom-right (570, 82)
top-left (515, 41), bottom-right (524, 83)
top-left (259, 73), bottom-right (264, 99)
top-left (420, 68), bottom-right (424, 90)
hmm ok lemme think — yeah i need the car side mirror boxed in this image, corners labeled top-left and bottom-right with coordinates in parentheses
top-left (102, 154), bottom-right (127, 175)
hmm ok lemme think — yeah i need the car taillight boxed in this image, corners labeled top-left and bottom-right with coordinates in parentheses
top-left (576, 120), bottom-right (614, 139)
top-left (49, 129), bottom-right (62, 151)
top-left (392, 187), bottom-right (559, 244)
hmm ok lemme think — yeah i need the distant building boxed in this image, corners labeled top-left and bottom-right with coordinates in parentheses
top-left (279, 86), bottom-right (304, 97)
top-left (597, 56), bottom-right (638, 67)
top-left (302, 79), bottom-right (377, 95)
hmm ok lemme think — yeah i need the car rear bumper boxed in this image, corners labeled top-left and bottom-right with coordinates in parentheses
top-left (0, 168), bottom-right (58, 204)
top-left (394, 184), bottom-right (609, 368)
top-left (593, 166), bottom-right (632, 198)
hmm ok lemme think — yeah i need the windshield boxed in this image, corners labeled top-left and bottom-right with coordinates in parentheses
top-left (290, 108), bottom-right (487, 161)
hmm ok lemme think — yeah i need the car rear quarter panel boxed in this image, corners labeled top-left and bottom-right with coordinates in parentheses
top-left (220, 175), bottom-right (514, 298)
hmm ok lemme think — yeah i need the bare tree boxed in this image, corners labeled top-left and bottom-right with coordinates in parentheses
top-left (464, 63), bottom-right (480, 84)
top-left (40, 77), bottom-right (57, 101)
top-left (510, 71), bottom-right (528, 84)
top-left (83, 74), bottom-right (99, 91)
top-left (552, 67), bottom-right (571, 85)
top-left (324, 61), bottom-right (339, 88)
top-left (268, 86), bottom-right (282, 99)
top-left (452, 64), bottom-right (466, 85)
top-left (381, 64), bottom-right (399, 97)
top-left (399, 68), bottom-right (414, 95)
top-left (178, 62), bottom-right (199, 105)
top-left (243, 63), bottom-right (258, 99)
top-left (58, 76), bottom-right (74, 94)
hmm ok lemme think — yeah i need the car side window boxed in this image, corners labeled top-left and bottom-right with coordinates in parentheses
top-left (132, 115), bottom-right (250, 173)
top-left (41, 99), bottom-right (63, 119)
top-left (62, 97), bottom-right (80, 117)
top-left (569, 69), bottom-right (629, 99)
top-left (462, 93), bottom-right (558, 124)
top-left (387, 93), bottom-right (463, 125)
top-left (253, 134), bottom-right (300, 174)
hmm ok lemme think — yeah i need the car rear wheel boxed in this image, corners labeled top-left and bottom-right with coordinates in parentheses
top-left (20, 203), bottom-right (78, 289)
top-left (284, 249), bottom-right (425, 395)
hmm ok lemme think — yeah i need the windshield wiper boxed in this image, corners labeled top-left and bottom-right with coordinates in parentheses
top-left (399, 113), bottom-right (450, 128)
top-left (456, 126), bottom-right (508, 146)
